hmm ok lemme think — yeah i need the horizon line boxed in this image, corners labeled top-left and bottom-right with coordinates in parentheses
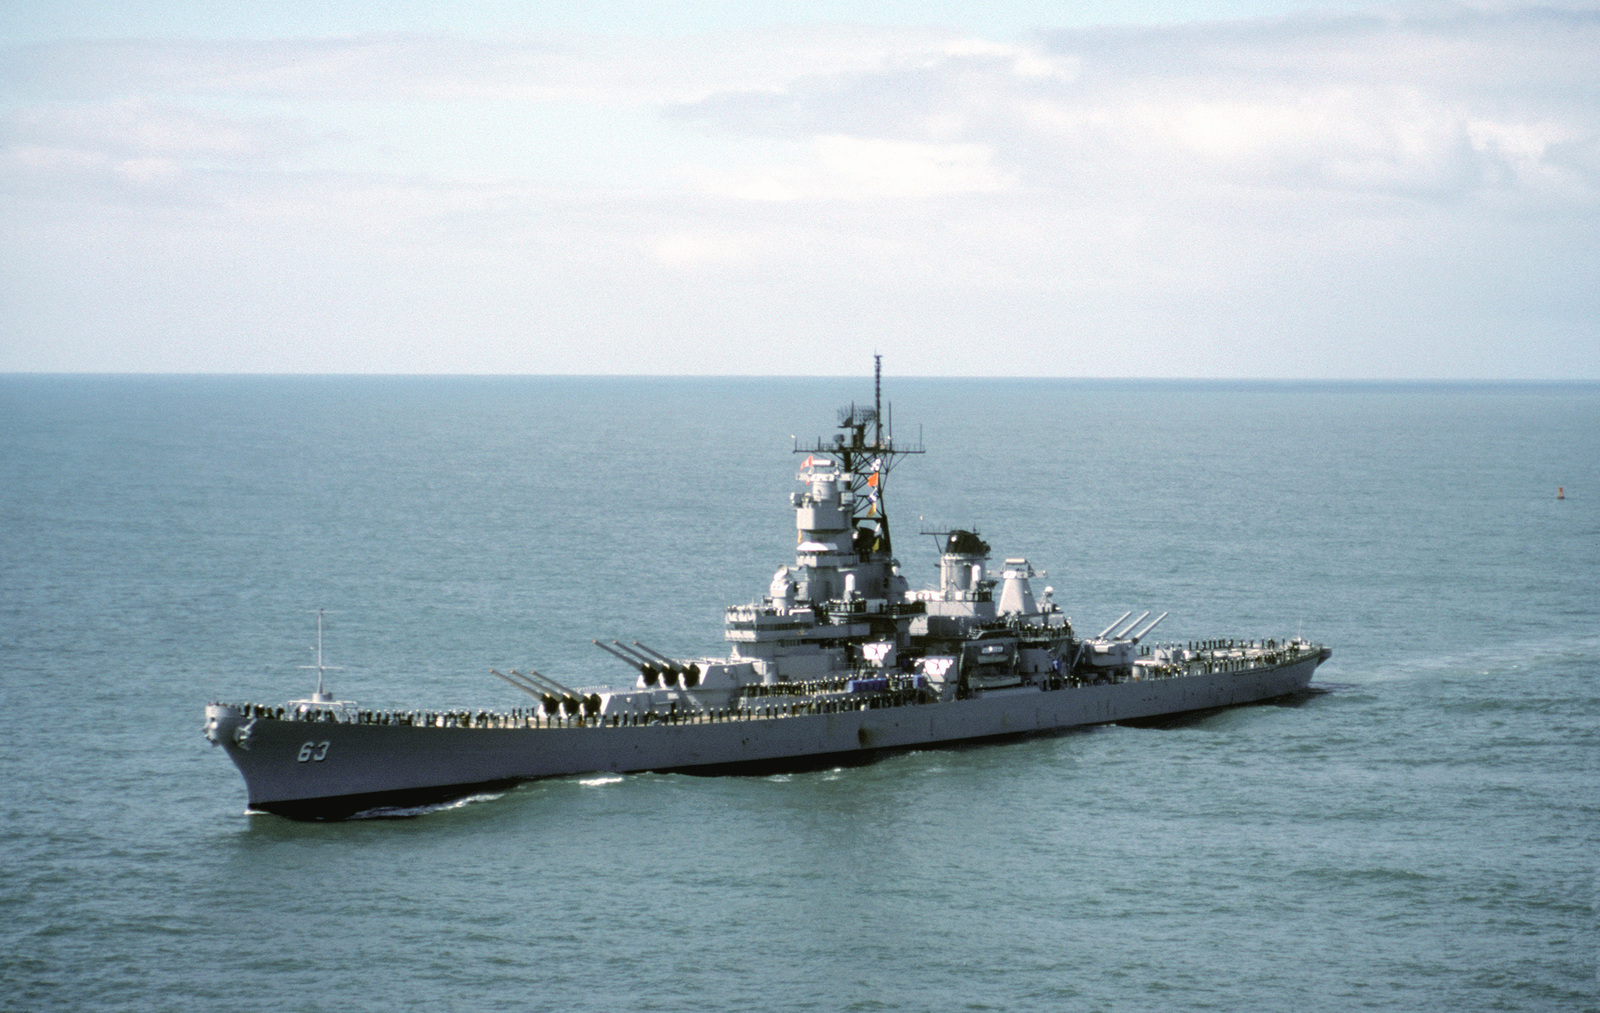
top-left (2, 372), bottom-right (1597, 385)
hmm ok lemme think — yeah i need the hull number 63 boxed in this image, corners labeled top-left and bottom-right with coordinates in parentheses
top-left (297, 741), bottom-right (331, 762)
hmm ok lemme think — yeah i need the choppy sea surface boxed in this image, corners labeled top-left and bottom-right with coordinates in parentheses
top-left (1, 376), bottom-right (1596, 1012)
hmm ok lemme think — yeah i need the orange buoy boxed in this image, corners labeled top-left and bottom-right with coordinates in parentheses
top-left (1557, 486), bottom-right (1565, 499)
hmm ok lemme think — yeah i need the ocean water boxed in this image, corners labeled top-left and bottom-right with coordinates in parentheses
top-left (1, 376), bottom-right (1596, 1012)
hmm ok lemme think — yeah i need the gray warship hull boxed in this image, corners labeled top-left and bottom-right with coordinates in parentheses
top-left (205, 650), bottom-right (1326, 820)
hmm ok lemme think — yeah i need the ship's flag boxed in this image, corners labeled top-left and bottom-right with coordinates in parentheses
top-left (866, 472), bottom-right (879, 487)
top-left (802, 455), bottom-right (814, 468)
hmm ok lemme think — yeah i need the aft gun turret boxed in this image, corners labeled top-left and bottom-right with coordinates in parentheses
top-left (1077, 609), bottom-right (1167, 678)
top-left (1095, 611), bottom-right (1134, 639)
top-left (1127, 612), bottom-right (1167, 643)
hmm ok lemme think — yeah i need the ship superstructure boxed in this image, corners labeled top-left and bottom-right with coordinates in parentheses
top-left (205, 360), bottom-right (1330, 820)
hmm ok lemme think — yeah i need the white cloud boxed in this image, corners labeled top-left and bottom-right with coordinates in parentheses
top-left (933, 38), bottom-right (1081, 80)
top-left (1, 97), bottom-right (314, 200)
top-left (650, 230), bottom-right (756, 270)
top-left (667, 10), bottom-right (1600, 202)
top-left (1, 6), bottom-right (1597, 377)
top-left (705, 135), bottom-right (1011, 201)
top-left (816, 135), bottom-right (1009, 196)
top-left (0, 28), bottom-right (1014, 105)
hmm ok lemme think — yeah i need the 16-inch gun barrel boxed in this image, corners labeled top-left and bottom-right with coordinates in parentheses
top-left (1129, 612), bottom-right (1168, 642)
top-left (1096, 611), bottom-right (1134, 639)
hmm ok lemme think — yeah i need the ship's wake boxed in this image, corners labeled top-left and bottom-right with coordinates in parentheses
top-left (345, 790), bottom-right (508, 820)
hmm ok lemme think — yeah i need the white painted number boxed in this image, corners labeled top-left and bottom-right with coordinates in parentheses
top-left (297, 741), bottom-right (331, 762)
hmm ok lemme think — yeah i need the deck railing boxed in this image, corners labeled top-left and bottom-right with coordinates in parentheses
top-left (212, 640), bottom-right (1319, 731)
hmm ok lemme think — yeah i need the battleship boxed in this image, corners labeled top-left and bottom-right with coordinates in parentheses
top-left (205, 360), bottom-right (1331, 820)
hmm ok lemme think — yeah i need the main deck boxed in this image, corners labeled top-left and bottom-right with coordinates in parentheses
top-left (212, 638), bottom-right (1320, 733)
top-left (206, 641), bottom-right (1329, 820)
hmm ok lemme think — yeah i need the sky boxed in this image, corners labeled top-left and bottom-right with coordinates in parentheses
top-left (1, 1), bottom-right (1596, 377)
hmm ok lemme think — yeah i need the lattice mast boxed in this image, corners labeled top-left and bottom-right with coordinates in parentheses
top-left (793, 355), bottom-right (922, 557)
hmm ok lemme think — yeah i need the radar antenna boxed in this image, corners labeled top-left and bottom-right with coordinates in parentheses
top-left (874, 352), bottom-right (882, 449)
top-left (298, 608), bottom-right (343, 702)
top-left (287, 608), bottom-right (358, 714)
top-left (792, 358), bottom-right (923, 556)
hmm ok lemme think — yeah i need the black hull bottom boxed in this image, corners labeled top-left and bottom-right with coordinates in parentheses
top-left (251, 779), bottom-right (522, 821)
top-left (1112, 685), bottom-right (1325, 729)
top-left (672, 690), bottom-right (1324, 775)
top-left (657, 721), bottom-right (1091, 777)
top-left (247, 690), bottom-right (1319, 821)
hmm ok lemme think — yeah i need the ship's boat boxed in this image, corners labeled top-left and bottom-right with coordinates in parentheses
top-left (205, 360), bottom-right (1330, 820)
